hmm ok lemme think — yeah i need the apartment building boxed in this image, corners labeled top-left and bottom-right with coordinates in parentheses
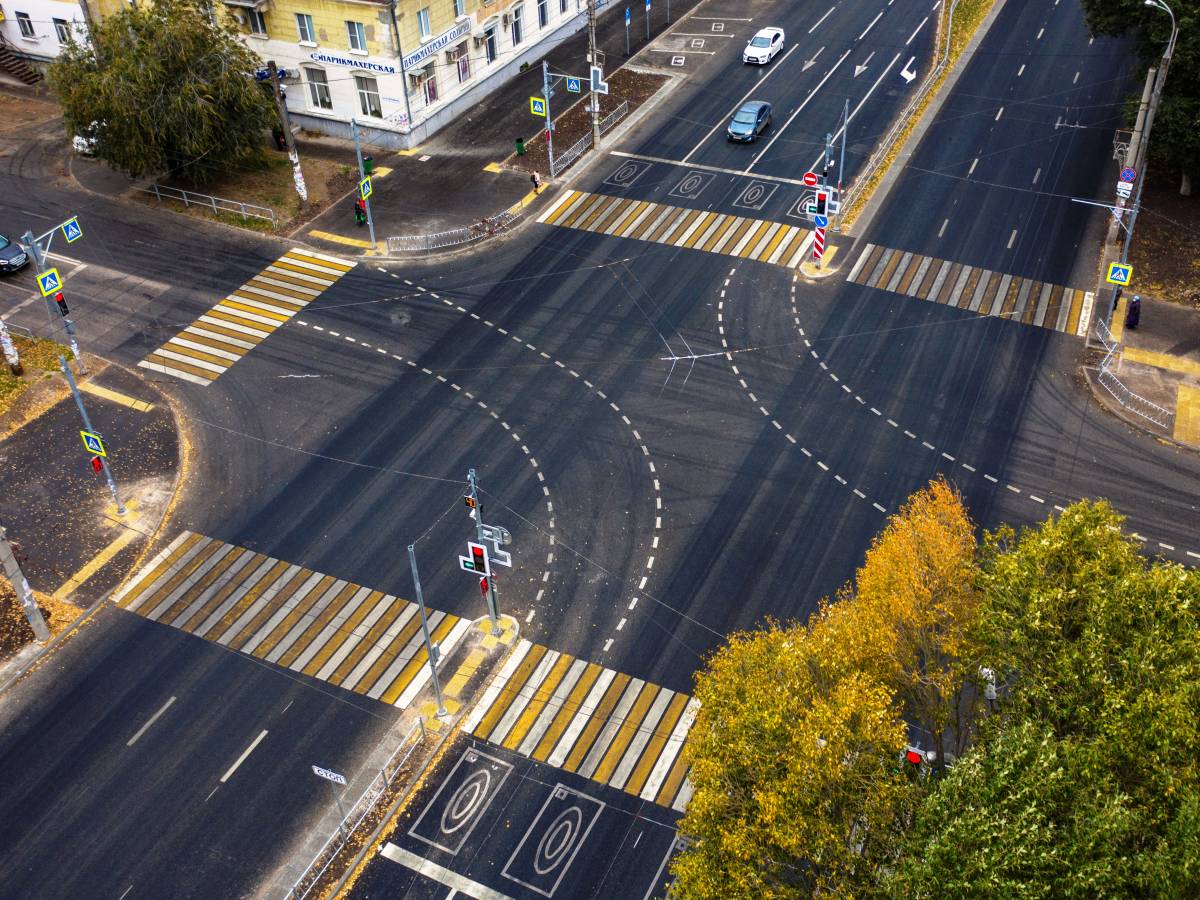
top-left (0, 0), bottom-right (88, 81)
top-left (229, 0), bottom-right (599, 149)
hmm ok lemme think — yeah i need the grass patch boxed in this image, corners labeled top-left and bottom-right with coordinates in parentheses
top-left (0, 335), bottom-right (71, 415)
top-left (843, 0), bottom-right (997, 230)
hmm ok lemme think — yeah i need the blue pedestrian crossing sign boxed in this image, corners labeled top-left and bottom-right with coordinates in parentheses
top-left (80, 430), bottom-right (106, 457)
top-left (61, 217), bottom-right (82, 243)
top-left (359, 177), bottom-right (372, 200)
top-left (1106, 262), bottom-right (1133, 286)
top-left (36, 268), bottom-right (62, 296)
top-left (566, 77), bottom-right (581, 93)
top-left (530, 96), bottom-right (547, 117)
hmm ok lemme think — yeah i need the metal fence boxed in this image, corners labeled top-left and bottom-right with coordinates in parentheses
top-left (598, 100), bottom-right (629, 137)
top-left (386, 204), bottom-right (524, 254)
top-left (551, 132), bottom-right (592, 178)
top-left (138, 183), bottom-right (279, 229)
top-left (284, 721), bottom-right (427, 900)
top-left (1094, 315), bottom-right (1173, 428)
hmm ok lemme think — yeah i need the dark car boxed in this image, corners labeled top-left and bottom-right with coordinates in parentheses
top-left (727, 101), bottom-right (772, 142)
top-left (0, 233), bottom-right (28, 274)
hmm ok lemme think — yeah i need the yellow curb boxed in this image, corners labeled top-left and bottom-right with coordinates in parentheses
top-left (397, 147), bottom-right (422, 157)
top-left (79, 381), bottom-right (154, 412)
top-left (372, 166), bottom-right (393, 178)
top-left (1174, 384), bottom-right (1200, 445)
top-left (307, 229), bottom-right (373, 249)
top-left (483, 162), bottom-right (503, 173)
top-left (52, 528), bottom-right (140, 602)
top-left (799, 244), bottom-right (841, 277)
top-left (104, 498), bottom-right (140, 526)
top-left (1123, 347), bottom-right (1200, 379)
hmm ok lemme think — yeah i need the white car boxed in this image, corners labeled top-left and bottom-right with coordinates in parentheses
top-left (743, 27), bottom-right (785, 64)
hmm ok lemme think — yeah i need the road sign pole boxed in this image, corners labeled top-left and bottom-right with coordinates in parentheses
top-left (625, 8), bottom-right (630, 55)
top-left (542, 61), bottom-right (555, 176)
top-left (589, 0), bottom-right (601, 148)
top-left (350, 117), bottom-right (376, 250)
top-left (468, 468), bottom-right (501, 635)
top-left (330, 781), bottom-right (349, 838)
top-left (408, 544), bottom-right (448, 717)
top-left (837, 99), bottom-right (848, 229)
top-left (645, 0), bottom-right (650, 41)
top-left (1, 524), bottom-right (49, 642)
top-left (60, 355), bottom-right (125, 515)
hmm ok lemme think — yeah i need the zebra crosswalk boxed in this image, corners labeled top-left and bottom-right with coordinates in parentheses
top-left (138, 248), bottom-right (355, 385)
top-left (847, 243), bottom-right (1095, 337)
top-left (114, 531), bottom-right (471, 709)
top-left (462, 638), bottom-right (697, 811)
top-left (538, 189), bottom-right (813, 269)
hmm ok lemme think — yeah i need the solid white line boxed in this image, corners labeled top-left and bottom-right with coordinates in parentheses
top-left (220, 729), bottom-right (268, 783)
top-left (381, 843), bottom-right (514, 900)
top-left (859, 10), bottom-right (883, 40)
top-left (608, 150), bottom-right (810, 186)
top-left (127, 696), bottom-right (177, 747)
top-left (905, 16), bottom-right (929, 45)
top-left (681, 45), bottom-right (800, 162)
top-left (805, 51), bottom-right (901, 174)
top-left (754, 48), bottom-right (852, 169)
top-left (809, 6), bottom-right (835, 33)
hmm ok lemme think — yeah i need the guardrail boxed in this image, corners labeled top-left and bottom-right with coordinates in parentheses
top-left (386, 197), bottom-right (532, 254)
top-left (551, 132), bottom-right (592, 177)
top-left (137, 183), bottom-right (279, 229)
top-left (598, 100), bottom-right (629, 137)
top-left (1093, 315), bottom-right (1173, 429)
top-left (284, 721), bottom-right (427, 900)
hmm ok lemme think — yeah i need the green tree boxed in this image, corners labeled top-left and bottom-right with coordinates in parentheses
top-left (48, 0), bottom-right (275, 185)
top-left (898, 501), bottom-right (1200, 896)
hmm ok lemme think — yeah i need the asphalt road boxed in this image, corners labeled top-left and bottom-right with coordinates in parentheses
top-left (2, 0), bottom-right (1198, 895)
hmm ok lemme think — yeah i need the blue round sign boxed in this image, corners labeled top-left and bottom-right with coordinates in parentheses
top-left (814, 214), bottom-right (829, 229)
top-left (1120, 167), bottom-right (1136, 183)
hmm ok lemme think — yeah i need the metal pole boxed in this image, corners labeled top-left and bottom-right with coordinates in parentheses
top-left (468, 468), bottom-right (501, 635)
top-left (837, 99), bottom-right (848, 229)
top-left (267, 60), bottom-right (308, 208)
top-left (589, 0), bottom-right (600, 149)
top-left (823, 132), bottom-right (832, 188)
top-left (387, 0), bottom-right (414, 131)
top-left (408, 544), bottom-right (447, 717)
top-left (625, 8), bottom-right (630, 55)
top-left (331, 782), bottom-right (349, 839)
top-left (542, 61), bottom-right (555, 176)
top-left (60, 356), bottom-right (125, 515)
top-left (350, 117), bottom-right (377, 250)
top-left (645, 0), bottom-right (650, 41)
top-left (1, 525), bottom-right (49, 642)
top-left (21, 229), bottom-right (61, 334)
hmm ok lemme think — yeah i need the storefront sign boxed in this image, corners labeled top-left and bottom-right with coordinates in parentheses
top-left (402, 20), bottom-right (471, 70)
top-left (309, 51), bottom-right (397, 75)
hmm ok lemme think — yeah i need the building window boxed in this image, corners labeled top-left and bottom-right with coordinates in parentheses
top-left (537, 0), bottom-right (547, 28)
top-left (53, 17), bottom-right (70, 42)
top-left (247, 8), bottom-right (267, 36)
top-left (454, 0), bottom-right (465, 15)
top-left (346, 20), bottom-right (366, 51)
top-left (483, 26), bottom-right (497, 63)
top-left (559, 0), bottom-right (567, 13)
top-left (452, 42), bottom-right (470, 82)
top-left (510, 5), bottom-right (522, 45)
top-left (305, 67), bottom-right (332, 109)
top-left (296, 13), bottom-right (314, 44)
top-left (15, 12), bottom-right (35, 39)
top-left (417, 7), bottom-right (431, 38)
top-left (423, 72), bottom-right (438, 105)
top-left (355, 74), bottom-right (382, 117)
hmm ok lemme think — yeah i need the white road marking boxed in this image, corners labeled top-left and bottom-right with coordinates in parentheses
top-left (1037, 27), bottom-right (1044, 39)
top-left (219, 729), bottom-right (268, 783)
top-left (968, 157), bottom-right (979, 175)
top-left (859, 10), bottom-right (883, 40)
top-left (1017, 63), bottom-right (1025, 76)
top-left (995, 106), bottom-right (1004, 121)
top-left (127, 696), bottom-right (176, 747)
top-left (1030, 495), bottom-right (1045, 504)
top-left (381, 843), bottom-right (513, 900)
top-left (1073, 71), bottom-right (1080, 84)
top-left (1033, 167), bottom-right (1041, 184)
top-left (809, 6), bottom-right (835, 33)
top-left (938, 218), bottom-right (949, 237)
top-left (905, 15), bottom-right (929, 45)
top-left (1159, 542), bottom-right (1175, 551)
top-left (751, 48), bottom-right (852, 169)
top-left (873, 502), bottom-right (887, 513)
top-left (1007, 229), bottom-right (1018, 249)
top-left (603, 638), bottom-right (614, 652)
top-left (985, 474), bottom-right (998, 482)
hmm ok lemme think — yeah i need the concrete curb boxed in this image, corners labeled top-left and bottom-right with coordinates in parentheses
top-left (1083, 365), bottom-right (1196, 454)
top-left (0, 358), bottom-right (187, 697)
top-left (845, 0), bottom-right (1012, 257)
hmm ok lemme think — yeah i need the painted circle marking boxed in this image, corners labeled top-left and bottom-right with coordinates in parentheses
top-left (441, 769), bottom-right (491, 835)
top-left (533, 806), bottom-right (583, 875)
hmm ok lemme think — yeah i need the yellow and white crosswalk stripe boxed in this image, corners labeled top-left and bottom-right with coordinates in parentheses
top-left (138, 248), bottom-right (356, 385)
top-left (538, 190), bottom-right (812, 269)
top-left (847, 243), bottom-right (1095, 337)
top-left (462, 638), bottom-right (698, 811)
top-left (113, 531), bottom-right (471, 709)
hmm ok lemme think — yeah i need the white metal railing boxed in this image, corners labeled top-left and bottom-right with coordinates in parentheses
top-left (1093, 315), bottom-right (1173, 428)
top-left (598, 100), bottom-right (629, 137)
top-left (284, 721), bottom-right (427, 900)
top-left (138, 183), bottom-right (279, 228)
top-left (551, 132), bottom-right (592, 177)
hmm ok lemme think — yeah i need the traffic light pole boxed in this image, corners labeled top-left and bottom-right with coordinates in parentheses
top-left (468, 468), bottom-right (501, 635)
top-left (542, 61), bottom-right (555, 176)
top-left (350, 118), bottom-right (377, 250)
top-left (1, 525), bottom-right (49, 642)
top-left (22, 228), bottom-right (85, 374)
top-left (408, 545), bottom-right (448, 717)
top-left (61, 356), bottom-right (125, 516)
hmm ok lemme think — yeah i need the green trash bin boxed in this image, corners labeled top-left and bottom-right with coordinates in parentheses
top-left (515, 137), bottom-right (526, 155)
top-left (363, 154), bottom-right (375, 174)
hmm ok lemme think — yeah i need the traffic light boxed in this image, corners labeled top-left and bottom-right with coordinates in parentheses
top-left (479, 576), bottom-right (489, 596)
top-left (814, 191), bottom-right (828, 216)
top-left (54, 291), bottom-right (69, 317)
top-left (466, 541), bottom-right (490, 576)
top-left (90, 456), bottom-right (103, 472)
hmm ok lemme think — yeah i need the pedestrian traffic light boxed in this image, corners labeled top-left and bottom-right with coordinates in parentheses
top-left (814, 191), bottom-right (828, 216)
top-left (479, 576), bottom-right (489, 596)
top-left (90, 456), bottom-right (103, 473)
top-left (465, 541), bottom-right (490, 576)
top-left (54, 291), bottom-right (69, 317)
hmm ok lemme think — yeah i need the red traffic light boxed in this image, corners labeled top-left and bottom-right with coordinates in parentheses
top-left (469, 542), bottom-right (489, 575)
top-left (479, 576), bottom-right (489, 596)
top-left (90, 456), bottom-right (103, 472)
top-left (54, 291), bottom-right (69, 317)
top-left (905, 749), bottom-right (923, 765)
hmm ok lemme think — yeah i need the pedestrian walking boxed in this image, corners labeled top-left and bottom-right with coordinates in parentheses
top-left (1125, 294), bottom-right (1141, 330)
top-left (354, 197), bottom-right (367, 227)
top-left (531, 172), bottom-right (541, 194)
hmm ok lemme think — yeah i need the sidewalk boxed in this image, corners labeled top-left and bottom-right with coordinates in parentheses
top-left (299, 0), bottom-right (704, 254)
top-left (0, 360), bottom-right (180, 614)
top-left (1094, 294), bottom-right (1200, 448)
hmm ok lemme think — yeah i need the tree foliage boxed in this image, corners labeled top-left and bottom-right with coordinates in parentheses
top-left (48, 0), bottom-right (275, 184)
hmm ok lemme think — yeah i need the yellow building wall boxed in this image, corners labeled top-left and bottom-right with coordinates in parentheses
top-left (253, 0), bottom-right (394, 57)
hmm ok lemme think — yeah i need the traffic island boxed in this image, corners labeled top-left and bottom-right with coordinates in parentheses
top-left (271, 615), bottom-right (520, 900)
